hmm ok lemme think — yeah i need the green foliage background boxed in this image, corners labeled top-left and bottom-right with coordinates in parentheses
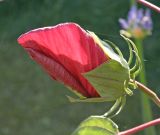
top-left (0, 0), bottom-right (159, 135)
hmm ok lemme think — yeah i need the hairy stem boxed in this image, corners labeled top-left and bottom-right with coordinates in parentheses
top-left (119, 118), bottom-right (160, 135)
top-left (137, 0), bottom-right (160, 13)
top-left (130, 79), bottom-right (160, 107)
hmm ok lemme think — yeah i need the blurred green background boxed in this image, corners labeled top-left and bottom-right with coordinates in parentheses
top-left (0, 0), bottom-right (160, 135)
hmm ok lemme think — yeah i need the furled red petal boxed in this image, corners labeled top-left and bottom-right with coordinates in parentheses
top-left (26, 48), bottom-right (89, 97)
top-left (18, 23), bottom-right (108, 97)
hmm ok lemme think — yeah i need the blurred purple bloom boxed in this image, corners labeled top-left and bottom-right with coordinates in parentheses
top-left (119, 19), bottom-right (129, 29)
top-left (119, 5), bottom-right (153, 39)
top-left (128, 5), bottom-right (137, 23)
top-left (137, 9), bottom-right (143, 21)
top-left (142, 9), bottom-right (152, 30)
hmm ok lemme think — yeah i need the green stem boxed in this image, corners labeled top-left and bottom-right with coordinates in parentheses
top-left (135, 39), bottom-right (156, 135)
top-left (130, 0), bottom-right (136, 6)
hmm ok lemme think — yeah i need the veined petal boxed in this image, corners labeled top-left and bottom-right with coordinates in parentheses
top-left (26, 48), bottom-right (89, 97)
top-left (18, 23), bottom-right (108, 97)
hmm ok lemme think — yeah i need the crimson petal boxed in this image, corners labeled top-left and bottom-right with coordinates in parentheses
top-left (18, 23), bottom-right (108, 97)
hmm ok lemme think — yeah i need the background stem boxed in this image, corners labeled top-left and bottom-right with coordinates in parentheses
top-left (130, 0), bottom-right (136, 5)
top-left (135, 39), bottom-right (156, 135)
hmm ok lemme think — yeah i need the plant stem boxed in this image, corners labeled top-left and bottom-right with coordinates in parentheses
top-left (137, 0), bottom-right (160, 13)
top-left (130, 0), bottom-right (136, 5)
top-left (119, 118), bottom-right (160, 135)
top-left (135, 39), bottom-right (156, 135)
top-left (130, 79), bottom-right (160, 107)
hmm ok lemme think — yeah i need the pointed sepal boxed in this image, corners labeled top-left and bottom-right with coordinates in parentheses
top-left (83, 59), bottom-right (130, 101)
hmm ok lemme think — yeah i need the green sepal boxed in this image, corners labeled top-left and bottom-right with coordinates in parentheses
top-left (72, 116), bottom-right (119, 135)
top-left (83, 59), bottom-right (130, 101)
top-left (67, 95), bottom-right (115, 103)
top-left (66, 86), bottom-right (86, 99)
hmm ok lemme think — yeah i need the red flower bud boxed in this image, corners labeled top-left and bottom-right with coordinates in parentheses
top-left (17, 23), bottom-right (109, 98)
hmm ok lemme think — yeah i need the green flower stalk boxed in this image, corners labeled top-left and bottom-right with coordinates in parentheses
top-left (119, 4), bottom-right (156, 135)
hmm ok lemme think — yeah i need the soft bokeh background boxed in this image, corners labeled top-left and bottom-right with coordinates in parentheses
top-left (0, 0), bottom-right (160, 135)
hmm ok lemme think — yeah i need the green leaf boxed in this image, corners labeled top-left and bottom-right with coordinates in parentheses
top-left (83, 59), bottom-right (130, 101)
top-left (72, 116), bottom-right (119, 135)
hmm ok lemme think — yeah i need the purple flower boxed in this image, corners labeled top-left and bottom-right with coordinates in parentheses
top-left (119, 5), bottom-right (153, 39)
